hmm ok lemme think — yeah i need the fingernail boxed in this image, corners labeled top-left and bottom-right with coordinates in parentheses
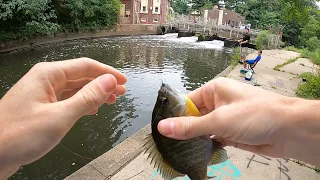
top-left (98, 74), bottom-right (116, 92)
top-left (158, 119), bottom-right (174, 136)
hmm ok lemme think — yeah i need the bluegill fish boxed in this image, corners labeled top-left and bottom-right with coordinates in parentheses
top-left (143, 83), bottom-right (228, 180)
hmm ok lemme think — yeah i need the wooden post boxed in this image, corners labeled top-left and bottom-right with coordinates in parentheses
top-left (229, 29), bottom-right (232, 39)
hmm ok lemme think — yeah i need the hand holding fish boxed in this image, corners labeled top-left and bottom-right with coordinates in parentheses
top-left (158, 77), bottom-right (320, 167)
top-left (0, 58), bottom-right (127, 179)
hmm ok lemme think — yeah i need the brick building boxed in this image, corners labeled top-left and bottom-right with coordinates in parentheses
top-left (139, 0), bottom-right (170, 24)
top-left (119, 0), bottom-right (170, 24)
top-left (119, 0), bottom-right (141, 24)
top-left (203, 5), bottom-right (245, 27)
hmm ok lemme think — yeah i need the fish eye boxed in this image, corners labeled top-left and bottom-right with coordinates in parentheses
top-left (162, 97), bottom-right (169, 105)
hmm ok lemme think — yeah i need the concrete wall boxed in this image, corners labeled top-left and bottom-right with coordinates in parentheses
top-left (222, 9), bottom-right (245, 27)
top-left (119, 17), bottom-right (131, 24)
top-left (204, 8), bottom-right (245, 27)
top-left (0, 24), bottom-right (160, 53)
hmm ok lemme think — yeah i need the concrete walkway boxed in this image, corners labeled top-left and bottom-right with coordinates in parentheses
top-left (65, 49), bottom-right (320, 180)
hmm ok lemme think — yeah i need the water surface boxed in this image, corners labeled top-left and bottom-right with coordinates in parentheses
top-left (0, 34), bottom-right (232, 180)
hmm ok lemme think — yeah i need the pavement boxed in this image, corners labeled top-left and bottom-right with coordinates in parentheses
top-left (65, 49), bottom-right (320, 180)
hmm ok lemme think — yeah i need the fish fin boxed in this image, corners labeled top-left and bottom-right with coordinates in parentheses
top-left (142, 134), bottom-right (182, 180)
top-left (210, 148), bottom-right (228, 165)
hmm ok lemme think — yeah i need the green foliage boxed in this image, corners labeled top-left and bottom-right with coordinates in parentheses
top-left (284, 46), bottom-right (303, 53)
top-left (203, 0), bottom-right (213, 9)
top-left (306, 37), bottom-right (320, 51)
top-left (0, 0), bottom-right (60, 41)
top-left (280, 0), bottom-right (316, 23)
top-left (57, 0), bottom-right (120, 31)
top-left (256, 30), bottom-right (271, 50)
top-left (285, 46), bottom-right (320, 65)
top-left (273, 57), bottom-right (299, 71)
top-left (171, 0), bottom-right (190, 14)
top-left (234, 0), bottom-right (282, 29)
top-left (302, 48), bottom-right (320, 65)
top-left (300, 16), bottom-right (320, 45)
top-left (296, 72), bottom-right (320, 99)
top-left (230, 47), bottom-right (241, 68)
top-left (228, 0), bottom-right (319, 47)
top-left (0, 0), bottom-right (121, 42)
top-left (190, 0), bottom-right (218, 11)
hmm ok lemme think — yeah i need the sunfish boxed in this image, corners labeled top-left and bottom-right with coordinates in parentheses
top-left (143, 83), bottom-right (228, 180)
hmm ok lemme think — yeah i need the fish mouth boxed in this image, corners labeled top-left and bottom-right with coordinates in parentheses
top-left (159, 83), bottom-right (186, 116)
top-left (160, 83), bottom-right (180, 96)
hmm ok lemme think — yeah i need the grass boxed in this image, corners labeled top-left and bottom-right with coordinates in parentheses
top-left (273, 57), bottom-right (299, 71)
top-left (284, 46), bottom-right (320, 65)
top-left (315, 167), bottom-right (320, 173)
top-left (284, 46), bottom-right (303, 53)
top-left (230, 47), bottom-right (241, 69)
top-left (296, 72), bottom-right (320, 99)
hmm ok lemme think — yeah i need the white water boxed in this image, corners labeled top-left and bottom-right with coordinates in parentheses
top-left (157, 33), bottom-right (225, 50)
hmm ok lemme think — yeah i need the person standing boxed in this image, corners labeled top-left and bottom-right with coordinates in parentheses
top-left (238, 27), bottom-right (250, 63)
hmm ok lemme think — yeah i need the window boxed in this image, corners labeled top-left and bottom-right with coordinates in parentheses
top-left (125, 10), bottom-right (130, 17)
top-left (153, 18), bottom-right (158, 23)
top-left (141, 18), bottom-right (146, 22)
top-left (155, 7), bottom-right (159, 13)
top-left (142, 6), bottom-right (146, 12)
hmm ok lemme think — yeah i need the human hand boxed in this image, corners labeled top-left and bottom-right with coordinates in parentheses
top-left (158, 77), bottom-right (302, 158)
top-left (0, 58), bottom-right (127, 178)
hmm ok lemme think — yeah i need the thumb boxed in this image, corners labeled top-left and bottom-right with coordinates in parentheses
top-left (63, 74), bottom-right (117, 119)
top-left (158, 113), bottom-right (225, 140)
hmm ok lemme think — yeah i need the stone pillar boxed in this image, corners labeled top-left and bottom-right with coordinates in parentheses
top-left (218, 9), bottom-right (223, 26)
top-left (203, 10), bottom-right (208, 24)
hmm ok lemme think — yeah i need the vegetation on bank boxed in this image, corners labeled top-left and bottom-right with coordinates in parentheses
top-left (172, 0), bottom-right (319, 48)
top-left (0, 0), bottom-right (121, 42)
top-left (296, 72), bottom-right (320, 99)
top-left (230, 47), bottom-right (241, 68)
top-left (273, 57), bottom-right (299, 72)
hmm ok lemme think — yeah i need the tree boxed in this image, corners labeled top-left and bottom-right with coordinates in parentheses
top-left (171, 0), bottom-right (190, 14)
top-left (190, 0), bottom-right (218, 11)
top-left (0, 0), bottom-right (121, 42)
top-left (300, 16), bottom-right (320, 45)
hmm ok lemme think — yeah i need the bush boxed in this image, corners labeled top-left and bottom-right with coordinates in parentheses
top-left (306, 37), bottom-right (320, 51)
top-left (301, 48), bottom-right (320, 65)
top-left (284, 46), bottom-right (303, 53)
top-left (296, 72), bottom-right (320, 99)
top-left (0, 0), bottom-right (121, 42)
top-left (230, 47), bottom-right (241, 68)
top-left (256, 30), bottom-right (271, 50)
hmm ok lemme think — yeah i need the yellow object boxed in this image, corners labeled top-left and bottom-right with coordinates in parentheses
top-left (184, 96), bottom-right (201, 116)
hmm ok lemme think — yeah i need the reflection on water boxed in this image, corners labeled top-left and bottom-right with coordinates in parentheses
top-left (0, 33), bottom-right (231, 180)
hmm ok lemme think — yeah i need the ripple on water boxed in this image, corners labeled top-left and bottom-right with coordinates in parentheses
top-left (0, 34), bottom-right (231, 180)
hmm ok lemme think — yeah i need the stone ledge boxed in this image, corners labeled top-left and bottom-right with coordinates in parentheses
top-left (65, 124), bottom-right (151, 180)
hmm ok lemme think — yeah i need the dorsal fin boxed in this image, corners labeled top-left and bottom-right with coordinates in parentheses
top-left (142, 134), bottom-right (183, 180)
top-left (209, 147), bottom-right (228, 165)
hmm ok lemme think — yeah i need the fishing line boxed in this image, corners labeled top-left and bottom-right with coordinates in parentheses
top-left (59, 143), bottom-right (109, 179)
top-left (123, 170), bottom-right (144, 180)
top-left (59, 143), bottom-right (92, 160)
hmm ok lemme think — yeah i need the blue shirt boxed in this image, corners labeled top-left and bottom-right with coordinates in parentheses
top-left (247, 55), bottom-right (261, 64)
top-left (254, 55), bottom-right (261, 62)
